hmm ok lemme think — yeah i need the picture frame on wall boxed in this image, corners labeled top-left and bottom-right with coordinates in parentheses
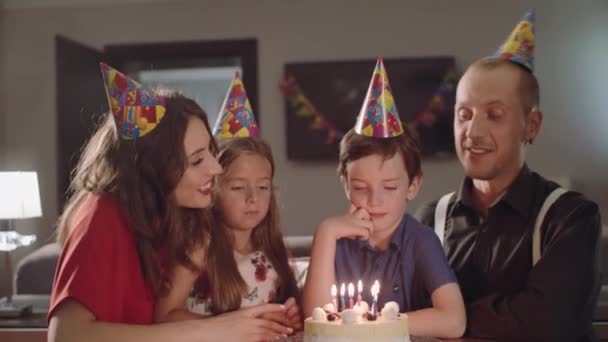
top-left (282, 56), bottom-right (457, 160)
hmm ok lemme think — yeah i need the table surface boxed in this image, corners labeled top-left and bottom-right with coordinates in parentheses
top-left (277, 334), bottom-right (492, 342)
top-left (1, 313), bottom-right (607, 342)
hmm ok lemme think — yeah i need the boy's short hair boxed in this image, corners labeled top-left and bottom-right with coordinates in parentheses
top-left (337, 127), bottom-right (423, 184)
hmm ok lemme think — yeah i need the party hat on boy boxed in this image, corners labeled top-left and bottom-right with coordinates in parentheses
top-left (213, 72), bottom-right (260, 139)
top-left (100, 63), bottom-right (167, 140)
top-left (354, 58), bottom-right (404, 138)
top-left (491, 9), bottom-right (536, 72)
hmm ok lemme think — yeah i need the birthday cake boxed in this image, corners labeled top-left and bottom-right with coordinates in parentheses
top-left (304, 301), bottom-right (410, 342)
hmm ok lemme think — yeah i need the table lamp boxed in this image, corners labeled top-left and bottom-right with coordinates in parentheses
top-left (0, 171), bottom-right (41, 318)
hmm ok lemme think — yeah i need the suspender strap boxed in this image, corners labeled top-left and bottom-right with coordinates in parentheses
top-left (434, 187), bottom-right (566, 265)
top-left (434, 192), bottom-right (455, 246)
top-left (532, 187), bottom-right (568, 266)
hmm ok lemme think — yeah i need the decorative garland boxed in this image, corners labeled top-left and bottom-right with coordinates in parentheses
top-left (281, 69), bottom-right (457, 144)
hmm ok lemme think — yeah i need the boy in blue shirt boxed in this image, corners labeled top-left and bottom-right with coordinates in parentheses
top-left (302, 58), bottom-right (465, 339)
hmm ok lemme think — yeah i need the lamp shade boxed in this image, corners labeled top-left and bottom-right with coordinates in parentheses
top-left (0, 172), bottom-right (42, 219)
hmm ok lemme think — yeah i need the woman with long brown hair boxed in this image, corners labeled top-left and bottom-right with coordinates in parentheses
top-left (155, 75), bottom-right (301, 333)
top-left (48, 64), bottom-right (292, 342)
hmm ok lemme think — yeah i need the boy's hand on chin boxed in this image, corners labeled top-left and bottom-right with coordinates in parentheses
top-left (317, 207), bottom-right (375, 241)
top-left (349, 205), bottom-right (372, 220)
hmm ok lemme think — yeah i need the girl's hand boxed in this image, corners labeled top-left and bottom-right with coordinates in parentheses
top-left (207, 303), bottom-right (292, 342)
top-left (284, 297), bottom-right (303, 331)
top-left (260, 297), bottom-right (302, 332)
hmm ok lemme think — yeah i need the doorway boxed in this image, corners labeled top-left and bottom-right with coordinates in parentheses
top-left (56, 36), bottom-right (258, 210)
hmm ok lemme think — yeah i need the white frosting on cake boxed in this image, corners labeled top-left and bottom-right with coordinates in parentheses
top-left (340, 309), bottom-right (360, 324)
top-left (381, 301), bottom-right (399, 320)
top-left (304, 337), bottom-right (409, 342)
top-left (312, 307), bottom-right (328, 321)
top-left (383, 301), bottom-right (399, 313)
top-left (322, 303), bottom-right (336, 313)
top-left (354, 301), bottom-right (370, 314)
top-left (305, 302), bottom-right (409, 342)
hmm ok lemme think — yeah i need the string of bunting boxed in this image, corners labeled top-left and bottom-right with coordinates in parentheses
top-left (411, 68), bottom-right (458, 129)
top-left (280, 69), bottom-right (458, 144)
top-left (280, 73), bottom-right (344, 144)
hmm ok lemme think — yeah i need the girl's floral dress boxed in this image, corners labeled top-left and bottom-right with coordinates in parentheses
top-left (187, 250), bottom-right (278, 315)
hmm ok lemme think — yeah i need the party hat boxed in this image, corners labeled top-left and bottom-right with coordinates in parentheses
top-left (491, 9), bottom-right (536, 72)
top-left (354, 58), bottom-right (404, 138)
top-left (100, 63), bottom-right (166, 139)
top-left (213, 72), bottom-right (259, 139)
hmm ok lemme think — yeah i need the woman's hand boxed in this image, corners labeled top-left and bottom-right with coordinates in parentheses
top-left (205, 303), bottom-right (292, 342)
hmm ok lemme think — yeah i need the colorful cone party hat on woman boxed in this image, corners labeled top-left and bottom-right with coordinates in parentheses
top-left (100, 63), bottom-right (167, 140)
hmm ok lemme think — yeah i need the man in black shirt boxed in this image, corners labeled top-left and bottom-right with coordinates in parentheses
top-left (416, 10), bottom-right (601, 341)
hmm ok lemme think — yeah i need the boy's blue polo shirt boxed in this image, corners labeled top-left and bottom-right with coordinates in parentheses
top-left (334, 214), bottom-right (456, 311)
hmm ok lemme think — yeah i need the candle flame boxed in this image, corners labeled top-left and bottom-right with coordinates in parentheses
top-left (340, 283), bottom-right (346, 296)
top-left (348, 283), bottom-right (355, 297)
top-left (371, 280), bottom-right (380, 296)
top-left (331, 284), bottom-right (337, 297)
top-left (357, 280), bottom-right (363, 293)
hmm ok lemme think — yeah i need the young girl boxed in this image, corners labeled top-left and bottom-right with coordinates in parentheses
top-left (156, 138), bottom-right (301, 329)
top-left (48, 64), bottom-right (291, 342)
top-left (155, 75), bottom-right (301, 333)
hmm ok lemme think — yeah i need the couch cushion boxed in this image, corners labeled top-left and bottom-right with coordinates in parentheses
top-left (290, 257), bottom-right (309, 288)
top-left (15, 243), bottom-right (60, 294)
top-left (284, 236), bottom-right (313, 258)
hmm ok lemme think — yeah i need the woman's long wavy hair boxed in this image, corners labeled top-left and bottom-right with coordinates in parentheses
top-left (56, 91), bottom-right (216, 296)
top-left (206, 138), bottom-right (299, 314)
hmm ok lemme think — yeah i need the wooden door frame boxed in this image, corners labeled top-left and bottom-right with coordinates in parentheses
top-left (55, 35), bottom-right (107, 209)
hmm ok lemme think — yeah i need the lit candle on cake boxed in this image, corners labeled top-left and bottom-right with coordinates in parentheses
top-left (331, 284), bottom-right (338, 312)
top-left (340, 283), bottom-right (346, 311)
top-left (370, 280), bottom-right (380, 319)
top-left (357, 280), bottom-right (363, 305)
top-left (348, 283), bottom-right (355, 308)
